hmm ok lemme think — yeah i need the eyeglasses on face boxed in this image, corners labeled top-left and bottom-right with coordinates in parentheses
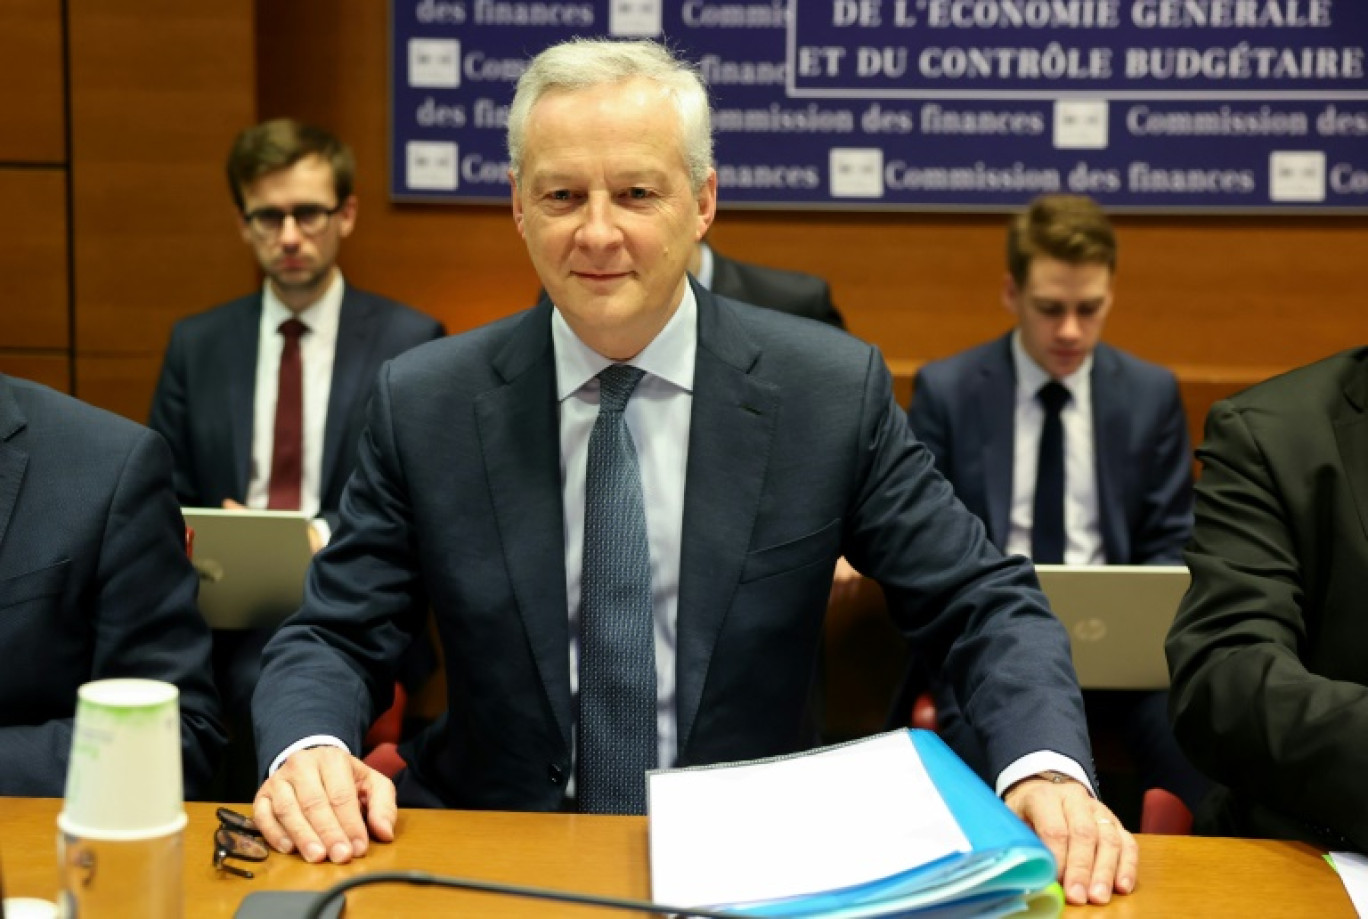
top-left (213, 807), bottom-right (269, 879)
top-left (243, 203), bottom-right (343, 238)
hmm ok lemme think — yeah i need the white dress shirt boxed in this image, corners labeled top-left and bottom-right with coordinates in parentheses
top-left (1005, 331), bottom-right (1104, 566)
top-left (694, 241), bottom-right (716, 288)
top-left (245, 273), bottom-right (343, 522)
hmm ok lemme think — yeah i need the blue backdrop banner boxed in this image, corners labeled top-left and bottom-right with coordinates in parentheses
top-left (391, 0), bottom-right (1368, 211)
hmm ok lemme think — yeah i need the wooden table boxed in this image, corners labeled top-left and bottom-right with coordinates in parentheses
top-left (0, 799), bottom-right (1353, 917)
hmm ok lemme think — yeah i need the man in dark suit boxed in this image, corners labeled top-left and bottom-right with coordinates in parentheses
top-left (905, 194), bottom-right (1206, 817)
top-left (148, 119), bottom-right (444, 794)
top-left (692, 240), bottom-right (845, 329)
top-left (0, 373), bottom-right (224, 797)
top-left (150, 119), bottom-right (445, 538)
top-left (250, 40), bottom-right (1135, 906)
top-left (1168, 348), bottom-right (1368, 850)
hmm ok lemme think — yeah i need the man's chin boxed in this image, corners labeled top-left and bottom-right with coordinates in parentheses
top-left (269, 270), bottom-right (326, 292)
top-left (1048, 356), bottom-right (1085, 378)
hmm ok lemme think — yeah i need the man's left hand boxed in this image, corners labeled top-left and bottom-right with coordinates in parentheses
top-left (1003, 774), bottom-right (1137, 905)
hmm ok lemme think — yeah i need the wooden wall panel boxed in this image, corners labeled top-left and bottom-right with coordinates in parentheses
top-left (0, 354), bottom-right (70, 393)
top-left (0, 0), bottom-right (65, 163)
top-left (74, 353), bottom-right (163, 425)
top-left (68, 0), bottom-right (256, 417)
top-left (0, 168), bottom-right (68, 348)
top-left (256, 0), bottom-right (1368, 384)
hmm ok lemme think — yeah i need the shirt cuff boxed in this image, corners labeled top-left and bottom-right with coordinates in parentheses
top-left (995, 751), bottom-right (1095, 798)
top-left (268, 735), bottom-right (350, 776)
top-left (310, 517), bottom-right (332, 548)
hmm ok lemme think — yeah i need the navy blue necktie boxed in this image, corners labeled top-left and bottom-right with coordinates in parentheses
top-left (578, 364), bottom-right (656, 815)
top-left (1032, 380), bottom-right (1070, 564)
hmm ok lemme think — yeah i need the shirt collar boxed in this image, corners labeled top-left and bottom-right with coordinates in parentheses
top-left (1010, 328), bottom-right (1093, 402)
top-left (694, 242), bottom-right (715, 290)
top-left (261, 270), bottom-right (345, 333)
top-left (552, 284), bottom-right (698, 400)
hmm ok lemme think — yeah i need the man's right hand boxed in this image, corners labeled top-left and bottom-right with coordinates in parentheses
top-left (253, 746), bottom-right (397, 864)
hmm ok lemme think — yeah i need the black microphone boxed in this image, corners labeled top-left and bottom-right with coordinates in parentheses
top-left (290, 869), bottom-right (755, 919)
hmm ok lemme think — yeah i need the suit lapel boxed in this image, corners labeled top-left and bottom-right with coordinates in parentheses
top-left (323, 289), bottom-right (373, 501)
top-left (0, 380), bottom-right (29, 551)
top-left (978, 337), bottom-right (1016, 548)
top-left (675, 285), bottom-right (779, 755)
top-left (475, 304), bottom-right (573, 750)
top-left (228, 298), bottom-right (262, 497)
top-left (1334, 357), bottom-right (1368, 542)
top-left (1091, 346), bottom-right (1128, 562)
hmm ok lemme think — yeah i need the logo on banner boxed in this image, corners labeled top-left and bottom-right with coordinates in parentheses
top-left (407, 141), bottom-right (459, 191)
top-left (1054, 100), bottom-right (1109, 150)
top-left (610, 0), bottom-right (662, 36)
top-left (409, 38), bottom-right (460, 88)
top-left (829, 148), bottom-right (884, 198)
top-left (1269, 151), bottom-right (1326, 202)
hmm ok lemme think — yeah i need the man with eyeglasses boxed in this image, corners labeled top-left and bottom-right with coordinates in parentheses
top-left (149, 118), bottom-right (444, 796)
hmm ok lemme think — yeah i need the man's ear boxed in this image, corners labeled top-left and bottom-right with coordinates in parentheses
top-left (1001, 272), bottom-right (1022, 318)
top-left (235, 208), bottom-right (254, 246)
top-left (335, 196), bottom-right (359, 238)
top-left (693, 168), bottom-right (718, 241)
top-left (509, 171), bottom-right (526, 237)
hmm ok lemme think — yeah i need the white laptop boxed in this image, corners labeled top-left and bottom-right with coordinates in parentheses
top-left (1034, 564), bottom-right (1190, 690)
top-left (182, 508), bottom-right (313, 630)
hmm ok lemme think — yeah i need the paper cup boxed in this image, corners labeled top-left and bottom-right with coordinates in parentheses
top-left (3, 899), bottom-right (58, 919)
top-left (58, 679), bottom-right (186, 840)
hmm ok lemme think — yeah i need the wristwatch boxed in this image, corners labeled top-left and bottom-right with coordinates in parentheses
top-left (1037, 770), bottom-right (1074, 785)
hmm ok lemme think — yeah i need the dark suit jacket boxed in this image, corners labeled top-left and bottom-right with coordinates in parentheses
top-left (1167, 347), bottom-right (1368, 851)
top-left (0, 375), bottom-right (225, 796)
top-left (708, 249), bottom-right (845, 329)
top-left (254, 283), bottom-right (1091, 811)
top-left (907, 335), bottom-right (1192, 564)
top-left (148, 285), bottom-right (445, 527)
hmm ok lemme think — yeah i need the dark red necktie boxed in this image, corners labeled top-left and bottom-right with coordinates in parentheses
top-left (267, 318), bottom-right (307, 510)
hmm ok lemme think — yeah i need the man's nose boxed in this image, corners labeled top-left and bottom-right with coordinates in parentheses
top-left (277, 215), bottom-right (304, 247)
top-left (575, 196), bottom-right (622, 249)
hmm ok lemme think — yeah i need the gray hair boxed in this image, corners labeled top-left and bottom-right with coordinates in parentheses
top-left (507, 39), bottom-right (713, 192)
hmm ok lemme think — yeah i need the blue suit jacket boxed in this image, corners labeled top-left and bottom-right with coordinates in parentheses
top-left (907, 335), bottom-right (1192, 565)
top-left (0, 375), bottom-right (225, 796)
top-left (254, 285), bottom-right (1092, 810)
top-left (148, 286), bottom-right (445, 527)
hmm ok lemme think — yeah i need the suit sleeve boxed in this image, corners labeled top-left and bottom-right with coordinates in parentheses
top-left (0, 428), bottom-right (225, 797)
top-left (1167, 401), bottom-right (1368, 848)
top-left (148, 326), bottom-right (200, 506)
top-left (846, 354), bottom-right (1092, 784)
top-left (1131, 375), bottom-right (1193, 564)
top-left (253, 362), bottom-right (430, 772)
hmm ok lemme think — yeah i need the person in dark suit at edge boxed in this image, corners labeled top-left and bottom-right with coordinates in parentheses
top-left (1168, 348), bottom-right (1368, 850)
top-left (901, 194), bottom-right (1208, 821)
top-left (249, 39), bottom-right (1136, 906)
top-left (690, 238), bottom-right (845, 329)
top-left (0, 373), bottom-right (224, 797)
top-left (148, 119), bottom-right (445, 796)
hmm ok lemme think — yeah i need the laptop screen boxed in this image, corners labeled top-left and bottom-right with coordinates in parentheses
top-left (182, 507), bottom-right (313, 630)
top-left (1034, 565), bottom-right (1190, 690)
